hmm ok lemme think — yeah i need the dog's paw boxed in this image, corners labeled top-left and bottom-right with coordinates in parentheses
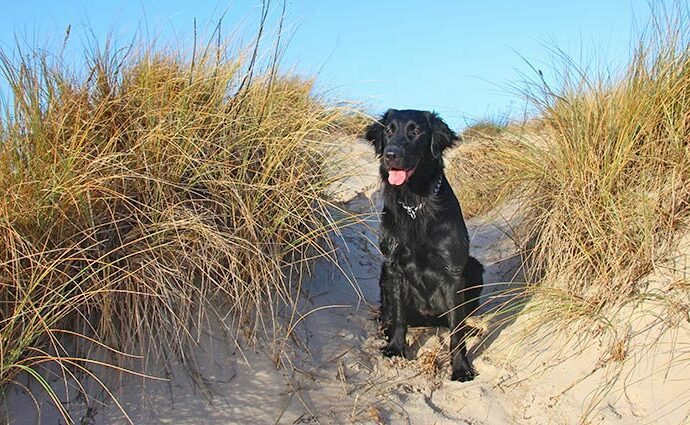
top-left (450, 366), bottom-right (477, 382)
top-left (381, 343), bottom-right (405, 358)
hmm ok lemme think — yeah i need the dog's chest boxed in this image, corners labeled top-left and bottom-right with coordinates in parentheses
top-left (400, 240), bottom-right (442, 271)
top-left (386, 219), bottom-right (455, 270)
top-left (387, 219), bottom-right (465, 309)
top-left (400, 243), bottom-right (450, 314)
top-left (397, 236), bottom-right (448, 279)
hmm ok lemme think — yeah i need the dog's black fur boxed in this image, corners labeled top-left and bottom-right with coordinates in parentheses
top-left (365, 109), bottom-right (484, 382)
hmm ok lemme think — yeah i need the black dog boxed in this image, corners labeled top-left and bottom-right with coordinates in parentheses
top-left (365, 109), bottom-right (484, 382)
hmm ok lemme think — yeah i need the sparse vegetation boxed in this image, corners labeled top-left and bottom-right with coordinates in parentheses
top-left (460, 119), bottom-right (507, 142)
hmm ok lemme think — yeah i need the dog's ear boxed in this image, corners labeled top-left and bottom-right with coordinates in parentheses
top-left (364, 109), bottom-right (397, 156)
top-left (427, 112), bottom-right (459, 159)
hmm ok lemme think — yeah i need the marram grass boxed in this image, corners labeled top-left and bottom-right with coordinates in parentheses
top-left (0, 36), bottom-right (353, 421)
top-left (514, 4), bottom-right (690, 309)
top-left (449, 7), bottom-right (690, 420)
top-left (452, 4), bottom-right (690, 312)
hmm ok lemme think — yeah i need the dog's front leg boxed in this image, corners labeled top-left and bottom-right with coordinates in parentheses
top-left (448, 277), bottom-right (476, 382)
top-left (381, 265), bottom-right (407, 358)
top-left (378, 263), bottom-right (392, 330)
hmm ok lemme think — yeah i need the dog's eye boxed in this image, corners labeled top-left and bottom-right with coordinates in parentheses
top-left (385, 127), bottom-right (394, 136)
top-left (411, 128), bottom-right (422, 137)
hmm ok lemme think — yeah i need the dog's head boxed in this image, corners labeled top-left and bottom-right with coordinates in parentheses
top-left (364, 109), bottom-right (459, 186)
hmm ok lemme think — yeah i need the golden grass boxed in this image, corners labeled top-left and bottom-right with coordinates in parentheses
top-left (451, 5), bottom-right (690, 421)
top-left (454, 3), bottom-right (690, 309)
top-left (448, 124), bottom-right (524, 218)
top-left (512, 4), bottom-right (690, 309)
top-left (0, 26), bottom-right (354, 421)
top-left (461, 119), bottom-right (507, 142)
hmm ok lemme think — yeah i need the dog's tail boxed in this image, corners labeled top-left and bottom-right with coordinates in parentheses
top-left (463, 256), bottom-right (484, 316)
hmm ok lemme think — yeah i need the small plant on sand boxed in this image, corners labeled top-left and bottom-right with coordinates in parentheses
top-left (460, 118), bottom-right (507, 142)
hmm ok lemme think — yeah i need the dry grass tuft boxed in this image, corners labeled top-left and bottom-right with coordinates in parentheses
top-left (0, 23), bottom-right (354, 421)
top-left (448, 127), bottom-right (525, 218)
top-left (511, 3), bottom-right (690, 310)
top-left (453, 5), bottom-right (690, 421)
top-left (456, 3), bottom-right (690, 310)
top-left (460, 119), bottom-right (507, 142)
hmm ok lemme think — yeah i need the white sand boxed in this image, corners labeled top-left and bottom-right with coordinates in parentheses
top-left (6, 137), bottom-right (689, 424)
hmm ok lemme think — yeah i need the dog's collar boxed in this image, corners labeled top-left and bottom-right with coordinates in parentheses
top-left (398, 174), bottom-right (443, 219)
top-left (432, 174), bottom-right (443, 195)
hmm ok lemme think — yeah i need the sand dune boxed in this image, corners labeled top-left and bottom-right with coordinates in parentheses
top-left (6, 137), bottom-right (689, 424)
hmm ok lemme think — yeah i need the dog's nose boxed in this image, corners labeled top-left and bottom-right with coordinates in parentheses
top-left (383, 146), bottom-right (402, 163)
top-left (384, 151), bottom-right (398, 161)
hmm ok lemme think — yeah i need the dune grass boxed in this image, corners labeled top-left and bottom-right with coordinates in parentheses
top-left (453, 3), bottom-right (690, 310)
top-left (460, 119), bottom-right (507, 142)
top-left (448, 7), bottom-right (690, 420)
top-left (448, 8), bottom-right (690, 420)
top-left (0, 22), bottom-right (354, 422)
top-left (512, 4), bottom-right (690, 309)
top-left (447, 119), bottom-right (522, 218)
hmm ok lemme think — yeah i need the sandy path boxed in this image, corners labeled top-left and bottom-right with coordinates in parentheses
top-left (86, 138), bottom-right (528, 424)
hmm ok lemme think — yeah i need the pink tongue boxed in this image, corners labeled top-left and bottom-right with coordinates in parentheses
top-left (388, 169), bottom-right (408, 186)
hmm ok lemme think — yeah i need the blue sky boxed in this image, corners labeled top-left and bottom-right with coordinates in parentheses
top-left (0, 1), bottom-right (664, 129)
